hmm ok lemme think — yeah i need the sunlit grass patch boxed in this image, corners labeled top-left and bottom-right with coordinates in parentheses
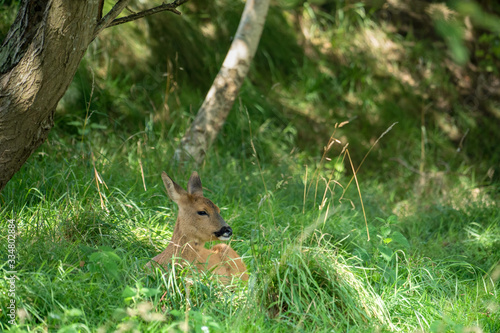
top-left (0, 140), bottom-right (498, 332)
top-left (257, 235), bottom-right (394, 331)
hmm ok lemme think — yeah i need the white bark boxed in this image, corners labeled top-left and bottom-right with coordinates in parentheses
top-left (175, 0), bottom-right (270, 164)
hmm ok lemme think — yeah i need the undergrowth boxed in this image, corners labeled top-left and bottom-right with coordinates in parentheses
top-left (0, 119), bottom-right (498, 332)
top-left (1, 0), bottom-right (500, 332)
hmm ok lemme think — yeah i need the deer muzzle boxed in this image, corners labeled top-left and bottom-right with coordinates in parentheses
top-left (214, 226), bottom-right (232, 241)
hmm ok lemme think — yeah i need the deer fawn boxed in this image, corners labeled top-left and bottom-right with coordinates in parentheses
top-left (147, 171), bottom-right (248, 282)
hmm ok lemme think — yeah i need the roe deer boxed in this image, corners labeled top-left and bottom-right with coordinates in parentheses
top-left (147, 171), bottom-right (248, 282)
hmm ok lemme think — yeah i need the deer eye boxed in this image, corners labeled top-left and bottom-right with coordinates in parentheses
top-left (197, 211), bottom-right (208, 216)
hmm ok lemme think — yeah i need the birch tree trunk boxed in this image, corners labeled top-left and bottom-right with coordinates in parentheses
top-left (175, 0), bottom-right (270, 164)
top-left (0, 0), bottom-right (187, 192)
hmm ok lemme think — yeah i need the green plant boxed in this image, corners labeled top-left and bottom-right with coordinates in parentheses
top-left (1, 0), bottom-right (500, 331)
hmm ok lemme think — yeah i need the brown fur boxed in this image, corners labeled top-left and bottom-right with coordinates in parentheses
top-left (146, 171), bottom-right (248, 283)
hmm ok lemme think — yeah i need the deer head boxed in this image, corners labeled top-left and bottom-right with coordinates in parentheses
top-left (161, 171), bottom-right (232, 243)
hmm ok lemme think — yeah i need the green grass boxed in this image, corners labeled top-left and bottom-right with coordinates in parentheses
top-left (0, 121), bottom-right (498, 332)
top-left (1, 0), bottom-right (500, 331)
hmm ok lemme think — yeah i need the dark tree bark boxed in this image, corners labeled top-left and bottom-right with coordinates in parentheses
top-left (0, 0), bottom-right (187, 192)
top-left (0, 0), bottom-right (101, 193)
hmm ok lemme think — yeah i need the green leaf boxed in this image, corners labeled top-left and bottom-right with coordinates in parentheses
top-left (122, 286), bottom-right (137, 298)
top-left (387, 215), bottom-right (398, 224)
top-left (67, 121), bottom-right (83, 127)
top-left (140, 287), bottom-right (161, 297)
top-left (391, 231), bottom-right (410, 249)
top-left (378, 245), bottom-right (393, 262)
top-left (382, 267), bottom-right (396, 284)
top-left (88, 248), bottom-right (122, 279)
top-left (380, 226), bottom-right (391, 238)
top-left (354, 247), bottom-right (370, 262)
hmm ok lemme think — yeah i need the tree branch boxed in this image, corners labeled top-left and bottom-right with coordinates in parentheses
top-left (97, 0), bottom-right (105, 21)
top-left (105, 0), bottom-right (190, 31)
top-left (93, 0), bottom-right (131, 39)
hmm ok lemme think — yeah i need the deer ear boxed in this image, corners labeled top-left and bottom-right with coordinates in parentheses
top-left (187, 171), bottom-right (203, 197)
top-left (162, 172), bottom-right (187, 203)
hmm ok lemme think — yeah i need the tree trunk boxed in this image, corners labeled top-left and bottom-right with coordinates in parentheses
top-left (0, 0), bottom-right (188, 193)
top-left (0, 0), bottom-right (103, 192)
top-left (175, 0), bottom-right (270, 164)
top-left (0, 0), bottom-right (149, 193)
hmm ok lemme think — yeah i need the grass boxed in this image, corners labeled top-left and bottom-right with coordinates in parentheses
top-left (1, 0), bottom-right (500, 331)
top-left (0, 120), bottom-right (498, 332)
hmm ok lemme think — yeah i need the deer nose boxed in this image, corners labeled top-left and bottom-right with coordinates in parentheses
top-left (214, 226), bottom-right (232, 240)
